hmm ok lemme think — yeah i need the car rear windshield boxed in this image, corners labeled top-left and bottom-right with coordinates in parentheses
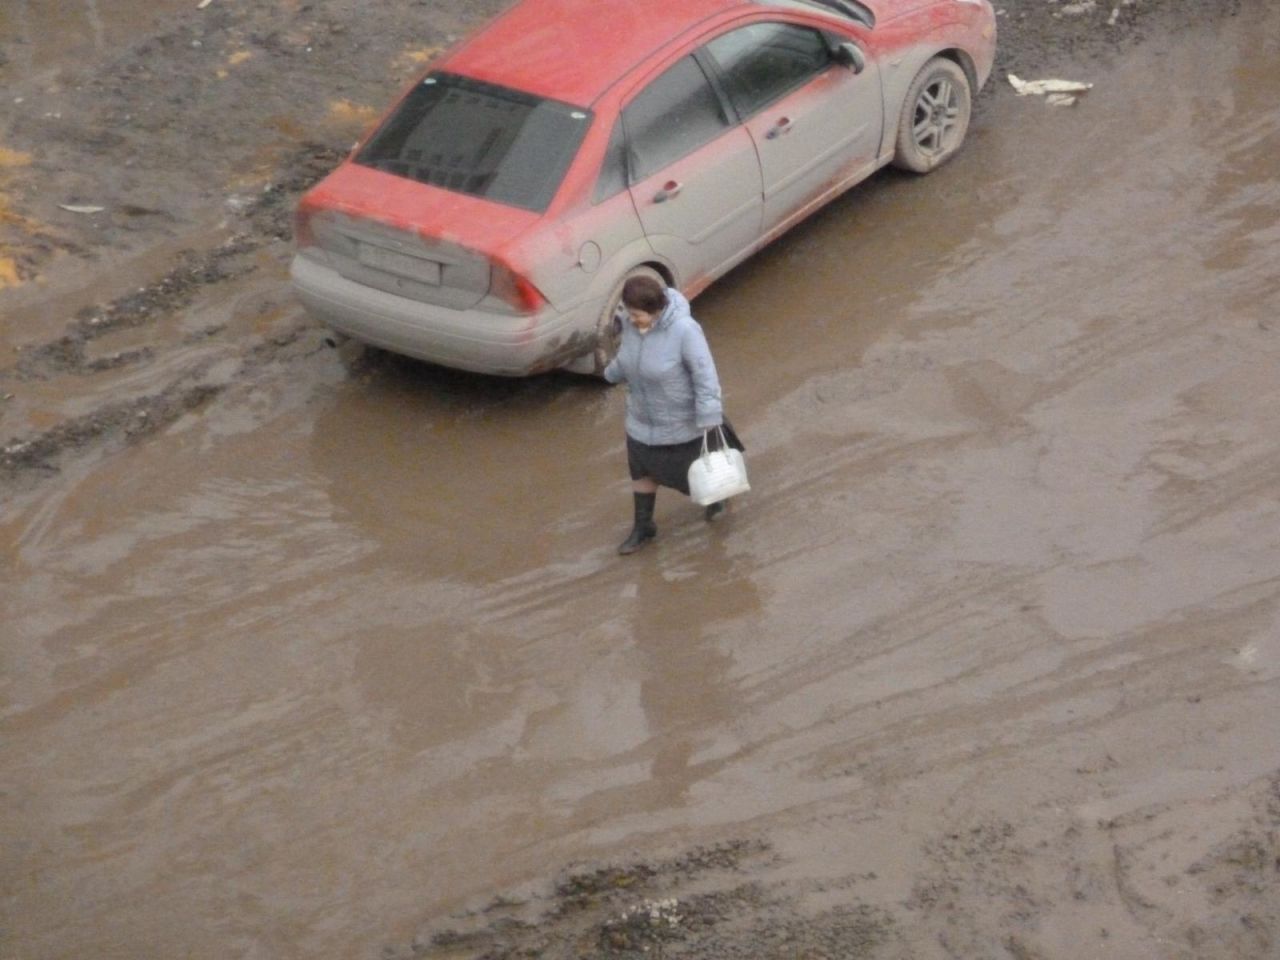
top-left (355, 73), bottom-right (591, 213)
top-left (754, 0), bottom-right (875, 27)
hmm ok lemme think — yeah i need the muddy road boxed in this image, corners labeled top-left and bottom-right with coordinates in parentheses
top-left (3, 2), bottom-right (1279, 959)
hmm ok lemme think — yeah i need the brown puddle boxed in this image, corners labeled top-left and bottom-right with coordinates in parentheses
top-left (4, 6), bottom-right (1280, 959)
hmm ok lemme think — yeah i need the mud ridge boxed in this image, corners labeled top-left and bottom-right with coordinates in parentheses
top-left (0, 141), bottom-right (343, 493)
top-left (386, 839), bottom-right (898, 960)
top-left (0, 378), bottom-right (224, 488)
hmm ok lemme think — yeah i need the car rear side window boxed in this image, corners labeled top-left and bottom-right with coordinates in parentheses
top-left (622, 55), bottom-right (731, 183)
top-left (594, 121), bottom-right (629, 203)
top-left (355, 73), bottom-right (591, 212)
top-left (705, 22), bottom-right (833, 118)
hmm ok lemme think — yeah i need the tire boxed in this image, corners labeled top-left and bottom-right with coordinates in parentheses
top-left (590, 265), bottom-right (664, 379)
top-left (892, 58), bottom-right (972, 174)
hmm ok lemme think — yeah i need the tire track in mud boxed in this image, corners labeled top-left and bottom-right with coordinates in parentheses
top-left (1149, 446), bottom-right (1280, 539)
top-left (887, 759), bottom-right (1280, 960)
top-left (0, 143), bottom-right (343, 494)
top-left (0, 376), bottom-right (224, 484)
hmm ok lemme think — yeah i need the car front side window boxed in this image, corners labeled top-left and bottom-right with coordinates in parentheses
top-left (704, 22), bottom-right (834, 119)
top-left (622, 55), bottom-right (731, 183)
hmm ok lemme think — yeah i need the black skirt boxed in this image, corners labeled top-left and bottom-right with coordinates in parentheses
top-left (626, 420), bottom-right (745, 496)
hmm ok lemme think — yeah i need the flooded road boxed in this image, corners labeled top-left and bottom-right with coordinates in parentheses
top-left (3, 4), bottom-right (1280, 958)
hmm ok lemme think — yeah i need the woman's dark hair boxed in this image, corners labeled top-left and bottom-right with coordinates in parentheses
top-left (621, 275), bottom-right (667, 313)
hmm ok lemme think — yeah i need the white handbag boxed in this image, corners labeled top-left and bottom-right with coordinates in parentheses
top-left (687, 426), bottom-right (750, 506)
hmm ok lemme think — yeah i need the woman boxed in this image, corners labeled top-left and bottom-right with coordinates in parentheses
top-left (604, 275), bottom-right (744, 555)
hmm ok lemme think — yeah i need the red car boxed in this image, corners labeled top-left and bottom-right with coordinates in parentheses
top-left (292, 0), bottom-right (996, 376)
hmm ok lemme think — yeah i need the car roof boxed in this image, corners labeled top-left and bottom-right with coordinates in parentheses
top-left (440, 0), bottom-right (759, 107)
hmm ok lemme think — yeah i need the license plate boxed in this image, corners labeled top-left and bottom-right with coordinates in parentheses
top-left (358, 243), bottom-right (441, 284)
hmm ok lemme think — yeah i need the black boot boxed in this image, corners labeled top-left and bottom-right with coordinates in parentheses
top-left (618, 492), bottom-right (657, 555)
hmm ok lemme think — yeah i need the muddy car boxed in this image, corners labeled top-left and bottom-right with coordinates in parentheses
top-left (290, 0), bottom-right (996, 377)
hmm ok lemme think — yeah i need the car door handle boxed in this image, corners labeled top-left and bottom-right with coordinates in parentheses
top-left (765, 116), bottom-right (793, 139)
top-left (652, 180), bottom-right (683, 203)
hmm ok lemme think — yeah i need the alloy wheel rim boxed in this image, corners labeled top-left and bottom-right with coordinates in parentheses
top-left (912, 77), bottom-right (960, 157)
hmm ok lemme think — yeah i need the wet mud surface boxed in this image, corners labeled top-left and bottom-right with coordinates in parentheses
top-left (3, 1), bottom-right (1279, 958)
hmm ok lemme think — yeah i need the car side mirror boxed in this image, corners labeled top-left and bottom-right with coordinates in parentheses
top-left (836, 41), bottom-right (866, 74)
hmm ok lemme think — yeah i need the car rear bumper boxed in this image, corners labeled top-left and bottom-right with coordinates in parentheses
top-left (290, 254), bottom-right (592, 377)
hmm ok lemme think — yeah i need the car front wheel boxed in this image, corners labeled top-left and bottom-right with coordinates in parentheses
top-left (591, 265), bottom-right (664, 379)
top-left (892, 58), bottom-right (972, 173)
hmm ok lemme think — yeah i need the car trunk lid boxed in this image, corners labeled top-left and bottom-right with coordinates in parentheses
top-left (299, 163), bottom-right (541, 311)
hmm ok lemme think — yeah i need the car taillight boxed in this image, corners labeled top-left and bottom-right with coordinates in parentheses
top-left (490, 262), bottom-right (547, 314)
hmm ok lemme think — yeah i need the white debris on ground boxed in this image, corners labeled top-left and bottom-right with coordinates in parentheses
top-left (619, 898), bottom-right (683, 927)
top-left (1051, 0), bottom-right (1135, 25)
top-left (1007, 73), bottom-right (1094, 106)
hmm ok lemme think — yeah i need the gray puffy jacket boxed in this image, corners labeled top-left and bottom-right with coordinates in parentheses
top-left (603, 288), bottom-right (723, 445)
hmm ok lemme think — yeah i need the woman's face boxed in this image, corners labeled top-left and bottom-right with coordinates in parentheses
top-left (628, 308), bottom-right (656, 333)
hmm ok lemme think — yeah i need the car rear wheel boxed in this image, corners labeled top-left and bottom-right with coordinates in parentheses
top-left (591, 265), bottom-right (665, 379)
top-left (892, 58), bottom-right (972, 174)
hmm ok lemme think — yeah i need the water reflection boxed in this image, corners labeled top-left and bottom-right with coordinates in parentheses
top-left (307, 349), bottom-right (621, 580)
top-left (565, 536), bottom-right (762, 824)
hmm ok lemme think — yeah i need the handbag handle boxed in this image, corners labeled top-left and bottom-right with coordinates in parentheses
top-left (701, 425), bottom-right (728, 456)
